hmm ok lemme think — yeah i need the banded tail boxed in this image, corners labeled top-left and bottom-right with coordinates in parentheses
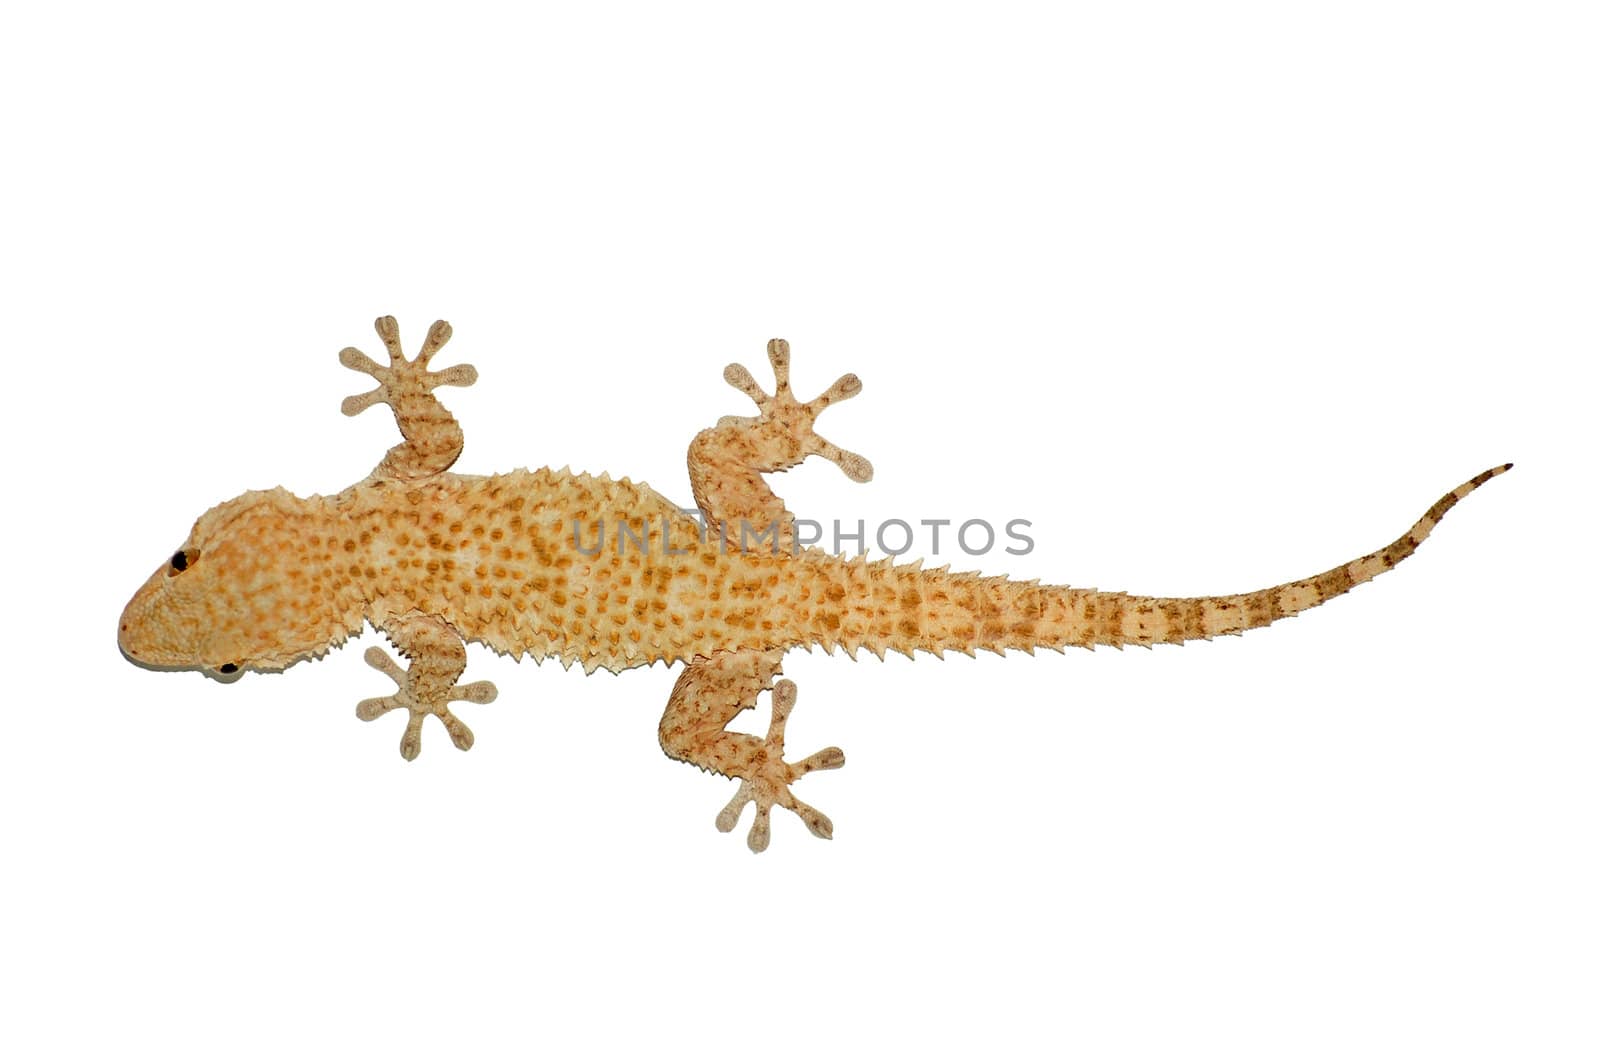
top-left (817, 465), bottom-right (1512, 657)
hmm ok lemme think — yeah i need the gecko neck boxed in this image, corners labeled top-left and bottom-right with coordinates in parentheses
top-left (281, 490), bottom-right (373, 659)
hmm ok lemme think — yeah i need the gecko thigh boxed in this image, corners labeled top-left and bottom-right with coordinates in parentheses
top-left (658, 649), bottom-right (785, 776)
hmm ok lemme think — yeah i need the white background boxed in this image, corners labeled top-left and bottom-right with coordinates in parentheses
top-left (3, 2), bottom-right (1595, 1061)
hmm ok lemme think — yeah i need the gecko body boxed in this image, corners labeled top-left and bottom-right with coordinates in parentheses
top-left (119, 317), bottom-right (1509, 850)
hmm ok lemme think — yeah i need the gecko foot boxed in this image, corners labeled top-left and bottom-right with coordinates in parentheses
top-left (354, 646), bottom-right (498, 761)
top-left (719, 339), bottom-right (874, 483)
top-left (339, 316), bottom-right (479, 418)
top-left (714, 679), bottom-right (846, 853)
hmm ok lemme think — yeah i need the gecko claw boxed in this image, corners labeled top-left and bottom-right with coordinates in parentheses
top-left (713, 679), bottom-right (845, 852)
top-left (354, 646), bottom-right (497, 760)
top-left (719, 339), bottom-right (874, 483)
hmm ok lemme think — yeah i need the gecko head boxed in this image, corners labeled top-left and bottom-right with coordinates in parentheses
top-left (118, 488), bottom-right (350, 678)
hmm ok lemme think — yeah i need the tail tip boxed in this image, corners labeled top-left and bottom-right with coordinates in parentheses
top-left (1448, 463), bottom-right (1514, 498)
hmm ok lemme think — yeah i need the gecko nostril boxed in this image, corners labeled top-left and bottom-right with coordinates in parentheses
top-left (219, 663), bottom-right (239, 674)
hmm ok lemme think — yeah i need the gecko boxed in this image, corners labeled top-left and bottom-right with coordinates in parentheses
top-left (118, 316), bottom-right (1511, 851)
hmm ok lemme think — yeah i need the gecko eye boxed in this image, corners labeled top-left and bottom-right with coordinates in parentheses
top-left (171, 550), bottom-right (193, 572)
top-left (218, 663), bottom-right (239, 674)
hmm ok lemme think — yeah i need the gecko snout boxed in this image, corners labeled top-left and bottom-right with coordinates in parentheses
top-left (116, 605), bottom-right (147, 666)
top-left (116, 580), bottom-right (212, 675)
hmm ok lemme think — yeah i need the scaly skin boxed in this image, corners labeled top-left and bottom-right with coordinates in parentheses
top-left (118, 317), bottom-right (1511, 851)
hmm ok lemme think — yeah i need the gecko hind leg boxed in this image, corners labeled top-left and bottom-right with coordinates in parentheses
top-left (355, 615), bottom-right (498, 760)
top-left (660, 651), bottom-right (845, 853)
top-left (687, 339), bottom-right (872, 551)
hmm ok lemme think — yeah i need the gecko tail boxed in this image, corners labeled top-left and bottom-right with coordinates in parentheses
top-left (1063, 463), bottom-right (1514, 649)
top-left (839, 465), bottom-right (1511, 658)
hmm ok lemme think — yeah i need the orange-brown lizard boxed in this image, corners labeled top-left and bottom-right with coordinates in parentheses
top-left (118, 316), bottom-right (1511, 851)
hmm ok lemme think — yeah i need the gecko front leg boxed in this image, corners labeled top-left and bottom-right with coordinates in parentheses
top-left (687, 339), bottom-right (872, 552)
top-left (356, 613), bottom-right (498, 761)
top-left (659, 650), bottom-right (846, 852)
top-left (339, 315), bottom-right (480, 482)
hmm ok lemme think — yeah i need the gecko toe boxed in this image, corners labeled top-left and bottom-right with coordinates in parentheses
top-left (746, 806), bottom-right (773, 853)
top-left (793, 746), bottom-right (846, 775)
top-left (791, 798), bottom-right (833, 841)
top-left (715, 780), bottom-right (755, 835)
top-left (399, 713), bottom-right (425, 762)
top-left (437, 708), bottom-right (475, 752)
